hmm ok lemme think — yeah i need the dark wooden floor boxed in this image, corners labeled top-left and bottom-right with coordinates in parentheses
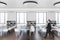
top-left (0, 30), bottom-right (60, 40)
top-left (2, 31), bottom-right (16, 40)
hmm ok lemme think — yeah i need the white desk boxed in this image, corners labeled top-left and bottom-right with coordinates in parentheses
top-left (2, 26), bottom-right (16, 36)
top-left (50, 26), bottom-right (60, 37)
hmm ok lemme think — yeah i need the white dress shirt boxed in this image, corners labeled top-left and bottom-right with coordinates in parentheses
top-left (30, 25), bottom-right (35, 32)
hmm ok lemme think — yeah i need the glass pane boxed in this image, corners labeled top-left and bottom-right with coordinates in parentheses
top-left (0, 13), bottom-right (4, 23)
top-left (36, 13), bottom-right (39, 23)
top-left (20, 13), bottom-right (25, 23)
top-left (5, 13), bottom-right (8, 24)
top-left (56, 13), bottom-right (58, 23)
top-left (25, 13), bottom-right (27, 24)
top-left (17, 13), bottom-right (27, 24)
top-left (39, 13), bottom-right (43, 23)
top-left (59, 13), bottom-right (60, 23)
top-left (44, 13), bottom-right (46, 23)
top-left (17, 13), bottom-right (20, 23)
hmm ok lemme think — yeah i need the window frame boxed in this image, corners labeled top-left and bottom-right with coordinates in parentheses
top-left (36, 12), bottom-right (47, 24)
top-left (17, 13), bottom-right (27, 24)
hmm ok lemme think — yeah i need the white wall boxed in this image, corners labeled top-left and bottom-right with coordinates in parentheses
top-left (7, 12), bottom-right (17, 21)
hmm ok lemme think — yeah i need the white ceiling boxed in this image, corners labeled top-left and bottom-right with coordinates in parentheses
top-left (0, 0), bottom-right (60, 8)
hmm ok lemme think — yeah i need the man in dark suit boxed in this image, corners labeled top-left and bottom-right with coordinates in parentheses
top-left (44, 19), bottom-right (52, 38)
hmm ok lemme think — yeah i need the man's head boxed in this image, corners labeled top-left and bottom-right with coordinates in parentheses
top-left (48, 19), bottom-right (51, 23)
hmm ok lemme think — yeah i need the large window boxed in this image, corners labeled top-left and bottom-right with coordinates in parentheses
top-left (0, 13), bottom-right (7, 24)
top-left (17, 13), bottom-right (27, 24)
top-left (36, 13), bottom-right (46, 24)
top-left (59, 13), bottom-right (60, 23)
top-left (5, 13), bottom-right (8, 24)
top-left (0, 13), bottom-right (4, 23)
top-left (56, 13), bottom-right (60, 23)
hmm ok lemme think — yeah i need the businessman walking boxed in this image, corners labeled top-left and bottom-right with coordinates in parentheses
top-left (44, 19), bottom-right (52, 38)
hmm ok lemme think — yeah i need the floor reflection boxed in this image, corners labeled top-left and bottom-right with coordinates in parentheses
top-left (1, 28), bottom-right (60, 40)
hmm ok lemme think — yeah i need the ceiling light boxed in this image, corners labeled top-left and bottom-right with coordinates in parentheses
top-left (23, 1), bottom-right (38, 4)
top-left (0, 1), bottom-right (7, 5)
top-left (53, 2), bottom-right (60, 7)
top-left (0, 1), bottom-right (7, 7)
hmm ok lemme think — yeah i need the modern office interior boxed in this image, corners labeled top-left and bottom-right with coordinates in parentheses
top-left (0, 0), bottom-right (60, 40)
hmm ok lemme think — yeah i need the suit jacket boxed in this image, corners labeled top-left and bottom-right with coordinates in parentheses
top-left (46, 23), bottom-right (51, 31)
